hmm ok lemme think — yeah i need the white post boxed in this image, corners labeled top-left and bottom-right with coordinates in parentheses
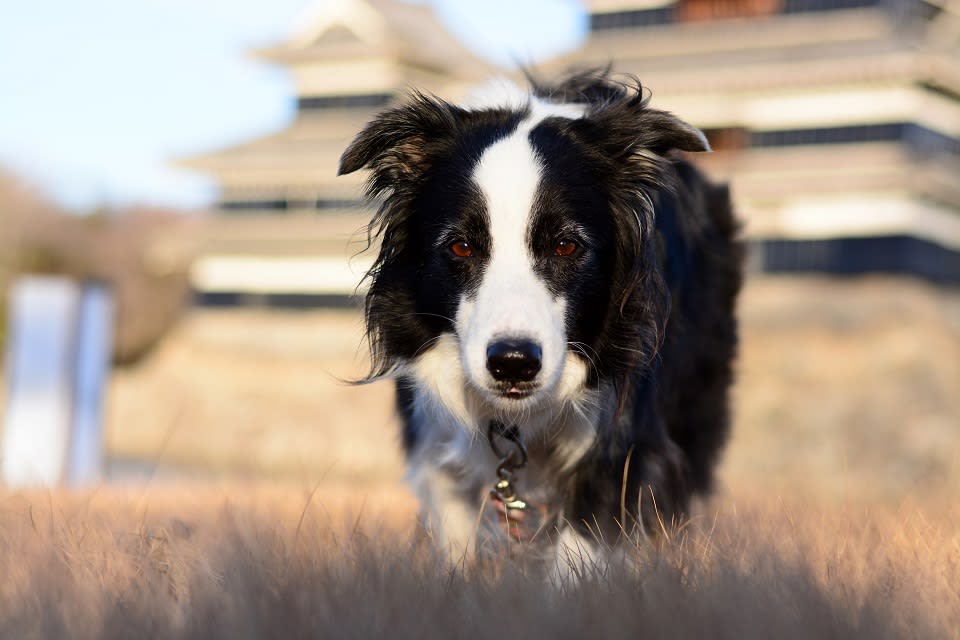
top-left (1, 276), bottom-right (114, 487)
top-left (67, 282), bottom-right (114, 485)
top-left (2, 277), bottom-right (79, 486)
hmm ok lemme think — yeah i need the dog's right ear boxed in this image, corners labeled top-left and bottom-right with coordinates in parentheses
top-left (338, 93), bottom-right (456, 189)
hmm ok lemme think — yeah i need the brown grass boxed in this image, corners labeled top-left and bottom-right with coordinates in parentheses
top-left (0, 487), bottom-right (956, 638)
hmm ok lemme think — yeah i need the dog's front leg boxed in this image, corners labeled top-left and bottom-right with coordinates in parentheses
top-left (548, 525), bottom-right (609, 588)
top-left (408, 460), bottom-right (488, 564)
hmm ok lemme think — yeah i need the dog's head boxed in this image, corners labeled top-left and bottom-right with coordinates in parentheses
top-left (339, 72), bottom-right (708, 427)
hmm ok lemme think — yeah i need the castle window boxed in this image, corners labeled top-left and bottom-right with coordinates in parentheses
top-left (220, 199), bottom-right (289, 212)
top-left (297, 93), bottom-right (393, 111)
top-left (781, 0), bottom-right (880, 12)
top-left (589, 8), bottom-right (675, 30)
top-left (750, 124), bottom-right (906, 147)
top-left (748, 123), bottom-right (959, 156)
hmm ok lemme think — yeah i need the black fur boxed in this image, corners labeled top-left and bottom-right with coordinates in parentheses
top-left (340, 70), bottom-right (743, 542)
top-left (564, 162), bottom-right (743, 538)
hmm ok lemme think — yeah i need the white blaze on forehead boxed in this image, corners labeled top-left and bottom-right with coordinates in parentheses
top-left (472, 129), bottom-right (541, 271)
top-left (470, 96), bottom-right (588, 296)
top-left (456, 99), bottom-right (588, 407)
top-left (466, 121), bottom-right (549, 377)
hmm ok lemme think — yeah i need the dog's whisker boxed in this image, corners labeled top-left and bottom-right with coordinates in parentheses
top-left (411, 311), bottom-right (458, 325)
top-left (413, 335), bottom-right (445, 357)
top-left (568, 342), bottom-right (601, 381)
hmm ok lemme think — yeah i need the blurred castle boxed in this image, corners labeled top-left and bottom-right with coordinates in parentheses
top-left (182, 0), bottom-right (960, 305)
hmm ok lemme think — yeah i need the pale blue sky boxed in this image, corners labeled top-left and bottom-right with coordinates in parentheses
top-left (0, 0), bottom-right (585, 211)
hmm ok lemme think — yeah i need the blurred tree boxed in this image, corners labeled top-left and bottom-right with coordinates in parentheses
top-left (0, 168), bottom-right (193, 364)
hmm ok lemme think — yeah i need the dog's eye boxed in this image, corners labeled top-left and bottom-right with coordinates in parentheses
top-left (554, 240), bottom-right (578, 257)
top-left (449, 240), bottom-right (474, 258)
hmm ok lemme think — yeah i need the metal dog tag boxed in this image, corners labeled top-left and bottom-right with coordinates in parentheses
top-left (490, 465), bottom-right (528, 512)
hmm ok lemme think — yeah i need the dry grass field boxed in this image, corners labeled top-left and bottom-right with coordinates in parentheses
top-left (1, 275), bottom-right (959, 637)
top-left (0, 487), bottom-right (957, 638)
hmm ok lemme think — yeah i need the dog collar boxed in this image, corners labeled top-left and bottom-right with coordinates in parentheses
top-left (487, 421), bottom-right (529, 512)
top-left (486, 421), bottom-right (556, 542)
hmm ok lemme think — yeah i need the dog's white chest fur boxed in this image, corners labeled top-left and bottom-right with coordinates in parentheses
top-left (404, 338), bottom-right (605, 557)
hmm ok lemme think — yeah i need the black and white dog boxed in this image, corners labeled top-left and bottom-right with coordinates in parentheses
top-left (339, 71), bottom-right (743, 566)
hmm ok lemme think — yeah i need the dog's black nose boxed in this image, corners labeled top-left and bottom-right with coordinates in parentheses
top-left (486, 340), bottom-right (542, 383)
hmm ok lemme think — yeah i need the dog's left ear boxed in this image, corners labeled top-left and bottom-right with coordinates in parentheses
top-left (338, 93), bottom-right (456, 188)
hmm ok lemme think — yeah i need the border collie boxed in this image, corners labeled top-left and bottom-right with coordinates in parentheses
top-left (339, 70), bottom-right (743, 569)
